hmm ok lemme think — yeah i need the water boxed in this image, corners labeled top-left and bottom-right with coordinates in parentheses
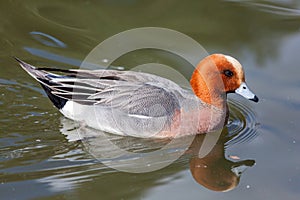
top-left (1, 0), bottom-right (300, 199)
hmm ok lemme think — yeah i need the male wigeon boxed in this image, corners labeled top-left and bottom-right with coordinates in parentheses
top-left (16, 54), bottom-right (258, 138)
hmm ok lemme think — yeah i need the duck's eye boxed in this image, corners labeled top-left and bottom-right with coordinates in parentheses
top-left (224, 70), bottom-right (234, 77)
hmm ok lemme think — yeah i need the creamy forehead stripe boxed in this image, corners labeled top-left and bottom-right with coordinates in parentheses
top-left (224, 55), bottom-right (243, 77)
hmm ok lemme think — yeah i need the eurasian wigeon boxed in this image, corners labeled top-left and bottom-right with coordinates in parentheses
top-left (16, 54), bottom-right (258, 138)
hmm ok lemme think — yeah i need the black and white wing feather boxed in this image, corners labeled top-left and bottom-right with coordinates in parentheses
top-left (16, 58), bottom-right (181, 118)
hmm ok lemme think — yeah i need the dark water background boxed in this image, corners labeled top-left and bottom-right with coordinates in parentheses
top-left (0, 0), bottom-right (300, 199)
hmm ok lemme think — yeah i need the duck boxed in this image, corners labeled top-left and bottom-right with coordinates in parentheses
top-left (16, 54), bottom-right (258, 138)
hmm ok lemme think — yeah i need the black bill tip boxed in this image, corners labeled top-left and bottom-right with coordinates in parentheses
top-left (250, 95), bottom-right (259, 103)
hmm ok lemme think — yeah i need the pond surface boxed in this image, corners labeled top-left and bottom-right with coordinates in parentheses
top-left (1, 0), bottom-right (300, 199)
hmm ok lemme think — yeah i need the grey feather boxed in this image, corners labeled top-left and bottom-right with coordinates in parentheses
top-left (16, 59), bottom-right (185, 119)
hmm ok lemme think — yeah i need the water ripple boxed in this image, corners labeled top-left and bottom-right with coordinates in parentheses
top-left (226, 98), bottom-right (260, 146)
top-left (30, 31), bottom-right (67, 48)
top-left (226, 0), bottom-right (300, 17)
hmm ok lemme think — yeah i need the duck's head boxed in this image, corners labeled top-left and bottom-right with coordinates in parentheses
top-left (190, 54), bottom-right (259, 107)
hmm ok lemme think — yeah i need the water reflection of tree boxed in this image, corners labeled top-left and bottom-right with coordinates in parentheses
top-left (2, 0), bottom-right (300, 66)
top-left (141, 0), bottom-right (300, 66)
top-left (90, 0), bottom-right (300, 66)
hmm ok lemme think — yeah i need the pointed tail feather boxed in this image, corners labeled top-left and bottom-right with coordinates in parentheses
top-left (14, 57), bottom-right (48, 82)
top-left (15, 57), bottom-right (67, 109)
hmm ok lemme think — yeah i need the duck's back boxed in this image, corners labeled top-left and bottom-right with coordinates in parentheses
top-left (16, 59), bottom-right (223, 138)
top-left (59, 70), bottom-right (203, 137)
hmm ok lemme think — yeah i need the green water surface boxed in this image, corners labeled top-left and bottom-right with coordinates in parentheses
top-left (0, 0), bottom-right (300, 200)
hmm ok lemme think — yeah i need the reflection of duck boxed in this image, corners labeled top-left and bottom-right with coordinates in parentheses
top-left (16, 54), bottom-right (258, 138)
top-left (59, 117), bottom-right (255, 192)
top-left (189, 128), bottom-right (255, 192)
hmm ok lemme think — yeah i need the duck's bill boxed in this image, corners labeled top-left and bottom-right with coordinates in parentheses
top-left (235, 82), bottom-right (259, 102)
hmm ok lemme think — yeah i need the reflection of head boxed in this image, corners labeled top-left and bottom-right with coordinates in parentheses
top-left (189, 133), bottom-right (255, 192)
top-left (190, 158), bottom-right (240, 192)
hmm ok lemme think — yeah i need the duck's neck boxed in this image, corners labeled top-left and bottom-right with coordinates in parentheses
top-left (190, 67), bottom-right (227, 110)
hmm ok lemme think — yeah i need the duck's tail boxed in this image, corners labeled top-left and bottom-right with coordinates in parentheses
top-left (15, 57), bottom-right (67, 109)
top-left (14, 57), bottom-right (48, 82)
